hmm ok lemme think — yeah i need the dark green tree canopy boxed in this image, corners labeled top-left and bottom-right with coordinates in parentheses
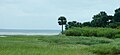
top-left (58, 16), bottom-right (67, 25)
top-left (114, 8), bottom-right (120, 22)
top-left (82, 22), bottom-right (91, 27)
top-left (63, 7), bottom-right (120, 30)
top-left (115, 8), bottom-right (120, 13)
top-left (92, 11), bottom-right (107, 20)
top-left (65, 21), bottom-right (82, 30)
top-left (91, 11), bottom-right (109, 27)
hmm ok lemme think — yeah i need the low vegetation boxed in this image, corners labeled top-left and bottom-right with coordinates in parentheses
top-left (0, 35), bottom-right (120, 55)
top-left (88, 44), bottom-right (120, 55)
top-left (64, 27), bottom-right (120, 38)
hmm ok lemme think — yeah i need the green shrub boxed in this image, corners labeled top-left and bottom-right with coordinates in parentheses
top-left (115, 34), bottom-right (120, 38)
top-left (108, 22), bottom-right (120, 28)
top-left (64, 27), bottom-right (120, 38)
top-left (65, 29), bottom-right (82, 36)
top-left (88, 44), bottom-right (120, 55)
top-left (38, 36), bottom-right (113, 45)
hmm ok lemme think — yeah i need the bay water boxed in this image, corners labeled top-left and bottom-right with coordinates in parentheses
top-left (0, 29), bottom-right (61, 35)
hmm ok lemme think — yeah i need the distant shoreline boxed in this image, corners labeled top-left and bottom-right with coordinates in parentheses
top-left (0, 32), bottom-right (60, 35)
top-left (0, 29), bottom-right (60, 35)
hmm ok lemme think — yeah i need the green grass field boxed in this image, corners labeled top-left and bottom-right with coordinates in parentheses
top-left (0, 35), bottom-right (120, 55)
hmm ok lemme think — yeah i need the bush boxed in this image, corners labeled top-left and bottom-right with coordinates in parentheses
top-left (38, 36), bottom-right (113, 45)
top-left (62, 37), bottom-right (113, 45)
top-left (64, 27), bottom-right (120, 38)
top-left (108, 22), bottom-right (120, 28)
top-left (88, 44), bottom-right (120, 55)
top-left (115, 34), bottom-right (120, 38)
top-left (65, 29), bottom-right (82, 36)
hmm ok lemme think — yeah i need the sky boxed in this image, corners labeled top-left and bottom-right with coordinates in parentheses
top-left (0, 0), bottom-right (120, 30)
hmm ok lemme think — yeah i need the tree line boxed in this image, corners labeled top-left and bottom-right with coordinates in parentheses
top-left (65, 8), bottom-right (120, 30)
top-left (58, 8), bottom-right (120, 33)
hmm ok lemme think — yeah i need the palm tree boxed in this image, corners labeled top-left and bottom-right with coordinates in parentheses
top-left (58, 16), bottom-right (67, 34)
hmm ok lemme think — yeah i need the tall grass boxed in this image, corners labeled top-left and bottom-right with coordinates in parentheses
top-left (64, 27), bottom-right (120, 38)
top-left (88, 44), bottom-right (120, 55)
top-left (0, 35), bottom-right (95, 55)
top-left (0, 35), bottom-right (120, 55)
top-left (38, 36), bottom-right (113, 45)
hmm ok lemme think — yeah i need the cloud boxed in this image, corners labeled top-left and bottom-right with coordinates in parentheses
top-left (0, 0), bottom-right (120, 29)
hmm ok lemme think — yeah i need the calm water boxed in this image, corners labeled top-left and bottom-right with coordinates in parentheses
top-left (0, 29), bottom-right (61, 35)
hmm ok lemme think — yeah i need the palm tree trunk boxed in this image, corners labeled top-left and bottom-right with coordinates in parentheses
top-left (62, 24), bottom-right (63, 34)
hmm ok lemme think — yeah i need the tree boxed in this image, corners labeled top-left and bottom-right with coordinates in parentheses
top-left (113, 8), bottom-right (120, 22)
top-left (82, 22), bottom-right (91, 27)
top-left (58, 16), bottom-right (67, 34)
top-left (107, 15), bottom-right (113, 23)
top-left (91, 11), bottom-right (109, 27)
top-left (65, 21), bottom-right (82, 30)
top-left (107, 22), bottom-right (120, 28)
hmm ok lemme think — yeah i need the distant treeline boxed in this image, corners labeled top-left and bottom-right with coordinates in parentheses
top-left (65, 8), bottom-right (120, 30)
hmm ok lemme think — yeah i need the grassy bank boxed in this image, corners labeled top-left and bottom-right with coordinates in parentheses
top-left (64, 27), bottom-right (120, 38)
top-left (0, 35), bottom-right (120, 55)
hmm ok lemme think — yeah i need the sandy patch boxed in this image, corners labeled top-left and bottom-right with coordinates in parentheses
top-left (0, 36), bottom-right (7, 37)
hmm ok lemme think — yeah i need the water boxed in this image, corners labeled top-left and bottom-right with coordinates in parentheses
top-left (0, 29), bottom-right (61, 35)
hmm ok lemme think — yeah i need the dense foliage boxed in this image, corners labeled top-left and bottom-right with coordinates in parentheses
top-left (64, 27), bottom-right (120, 38)
top-left (65, 8), bottom-right (120, 29)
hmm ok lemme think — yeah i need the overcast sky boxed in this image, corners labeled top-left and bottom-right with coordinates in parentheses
top-left (0, 0), bottom-right (120, 30)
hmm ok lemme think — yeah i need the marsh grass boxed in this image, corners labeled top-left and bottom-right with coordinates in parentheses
top-left (64, 27), bottom-right (120, 38)
top-left (88, 44), bottom-right (120, 55)
top-left (38, 36), bottom-right (113, 45)
top-left (0, 35), bottom-right (120, 55)
top-left (0, 35), bottom-right (93, 55)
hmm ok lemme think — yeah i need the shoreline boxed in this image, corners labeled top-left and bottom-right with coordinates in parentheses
top-left (0, 32), bottom-right (60, 35)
